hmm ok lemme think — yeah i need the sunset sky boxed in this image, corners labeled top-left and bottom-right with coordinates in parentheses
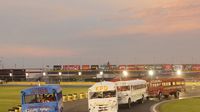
top-left (0, 0), bottom-right (200, 68)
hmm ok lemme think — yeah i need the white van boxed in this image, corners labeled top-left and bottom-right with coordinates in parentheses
top-left (88, 81), bottom-right (118, 112)
top-left (115, 79), bottom-right (147, 108)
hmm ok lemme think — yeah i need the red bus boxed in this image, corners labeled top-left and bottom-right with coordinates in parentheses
top-left (147, 78), bottom-right (185, 100)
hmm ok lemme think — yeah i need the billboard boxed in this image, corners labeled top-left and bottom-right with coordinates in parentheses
top-left (136, 65), bottom-right (145, 71)
top-left (163, 64), bottom-right (173, 71)
top-left (118, 65), bottom-right (126, 70)
top-left (53, 65), bottom-right (62, 70)
top-left (183, 64), bottom-right (192, 71)
top-left (63, 65), bottom-right (80, 70)
top-left (154, 64), bottom-right (163, 70)
top-left (192, 64), bottom-right (200, 71)
top-left (127, 65), bottom-right (137, 70)
top-left (173, 65), bottom-right (183, 71)
top-left (144, 65), bottom-right (155, 70)
top-left (110, 65), bottom-right (118, 70)
top-left (91, 65), bottom-right (99, 70)
top-left (82, 65), bottom-right (90, 70)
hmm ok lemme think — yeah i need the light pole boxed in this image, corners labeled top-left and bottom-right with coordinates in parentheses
top-left (78, 72), bottom-right (82, 81)
top-left (26, 73), bottom-right (29, 81)
top-left (43, 72), bottom-right (46, 76)
top-left (42, 72), bottom-right (47, 83)
top-left (148, 70), bottom-right (154, 80)
top-left (123, 70), bottom-right (128, 78)
top-left (9, 73), bottom-right (13, 82)
top-left (100, 71), bottom-right (104, 81)
top-left (176, 70), bottom-right (182, 76)
top-left (59, 72), bottom-right (62, 82)
top-left (78, 72), bottom-right (82, 76)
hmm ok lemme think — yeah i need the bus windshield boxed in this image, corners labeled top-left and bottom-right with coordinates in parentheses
top-left (25, 94), bottom-right (56, 104)
top-left (89, 90), bottom-right (116, 99)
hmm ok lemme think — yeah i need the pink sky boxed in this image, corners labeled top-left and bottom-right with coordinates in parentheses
top-left (0, 0), bottom-right (200, 67)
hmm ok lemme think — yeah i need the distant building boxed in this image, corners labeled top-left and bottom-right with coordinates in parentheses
top-left (0, 69), bottom-right (25, 81)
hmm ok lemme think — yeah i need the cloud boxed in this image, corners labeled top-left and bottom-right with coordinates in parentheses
top-left (0, 44), bottom-right (77, 58)
top-left (81, 0), bottom-right (200, 38)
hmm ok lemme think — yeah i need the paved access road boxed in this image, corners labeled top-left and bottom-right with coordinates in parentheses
top-left (63, 86), bottom-right (200, 112)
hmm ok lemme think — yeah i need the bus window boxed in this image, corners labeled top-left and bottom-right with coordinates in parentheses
top-left (25, 94), bottom-right (56, 104)
top-left (89, 90), bottom-right (116, 99)
top-left (117, 86), bottom-right (130, 91)
top-left (90, 92), bottom-right (103, 99)
top-left (104, 91), bottom-right (116, 98)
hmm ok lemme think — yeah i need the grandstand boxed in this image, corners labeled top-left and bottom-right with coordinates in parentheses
top-left (1, 64), bottom-right (200, 83)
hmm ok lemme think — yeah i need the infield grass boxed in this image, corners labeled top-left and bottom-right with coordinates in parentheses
top-left (160, 98), bottom-right (200, 112)
top-left (0, 86), bottom-right (89, 112)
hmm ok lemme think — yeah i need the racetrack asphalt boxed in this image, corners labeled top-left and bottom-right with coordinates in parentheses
top-left (64, 86), bottom-right (200, 112)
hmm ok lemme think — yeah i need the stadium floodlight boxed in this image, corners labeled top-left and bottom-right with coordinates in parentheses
top-left (148, 70), bottom-right (154, 76)
top-left (9, 73), bottom-right (12, 77)
top-left (123, 70), bottom-right (128, 77)
top-left (100, 71), bottom-right (103, 76)
top-left (176, 70), bottom-right (182, 76)
top-left (9, 73), bottom-right (13, 81)
top-left (59, 72), bottom-right (62, 76)
top-left (43, 72), bottom-right (46, 76)
top-left (26, 73), bottom-right (29, 77)
top-left (78, 72), bottom-right (82, 76)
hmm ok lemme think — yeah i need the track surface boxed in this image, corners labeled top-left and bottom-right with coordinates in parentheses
top-left (64, 86), bottom-right (200, 112)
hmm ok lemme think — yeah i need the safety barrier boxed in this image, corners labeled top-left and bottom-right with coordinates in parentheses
top-left (185, 82), bottom-right (200, 86)
top-left (79, 92), bottom-right (85, 99)
top-left (62, 92), bottom-right (88, 102)
top-left (8, 105), bottom-right (21, 112)
top-left (67, 94), bottom-right (73, 101)
top-left (6, 82), bottom-right (46, 85)
top-left (60, 82), bottom-right (95, 86)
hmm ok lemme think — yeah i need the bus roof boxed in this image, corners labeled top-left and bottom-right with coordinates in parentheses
top-left (115, 79), bottom-right (146, 86)
top-left (89, 81), bottom-right (116, 92)
top-left (21, 85), bottom-right (62, 95)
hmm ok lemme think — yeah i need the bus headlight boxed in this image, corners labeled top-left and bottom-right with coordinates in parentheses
top-left (123, 93), bottom-right (128, 96)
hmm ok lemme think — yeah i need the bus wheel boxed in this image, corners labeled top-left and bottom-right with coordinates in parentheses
top-left (158, 93), bottom-right (162, 101)
top-left (174, 91), bottom-right (179, 98)
top-left (164, 95), bottom-right (169, 99)
top-left (146, 96), bottom-right (149, 101)
top-left (60, 107), bottom-right (63, 112)
top-left (139, 96), bottom-right (144, 104)
top-left (128, 98), bottom-right (132, 109)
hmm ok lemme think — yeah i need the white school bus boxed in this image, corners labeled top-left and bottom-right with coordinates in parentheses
top-left (115, 79), bottom-right (147, 108)
top-left (88, 81), bottom-right (118, 112)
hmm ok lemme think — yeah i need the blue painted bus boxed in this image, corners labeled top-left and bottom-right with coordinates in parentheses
top-left (21, 85), bottom-right (63, 112)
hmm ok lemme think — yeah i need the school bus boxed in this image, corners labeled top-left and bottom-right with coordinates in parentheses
top-left (88, 81), bottom-right (118, 112)
top-left (147, 78), bottom-right (185, 100)
top-left (21, 85), bottom-right (63, 112)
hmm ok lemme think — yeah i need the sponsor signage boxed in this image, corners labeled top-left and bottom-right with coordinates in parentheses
top-left (63, 65), bottom-right (80, 70)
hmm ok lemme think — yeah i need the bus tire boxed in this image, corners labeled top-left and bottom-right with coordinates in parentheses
top-left (164, 95), bottom-right (169, 98)
top-left (139, 95), bottom-right (144, 104)
top-left (146, 96), bottom-right (149, 101)
top-left (60, 107), bottom-right (63, 112)
top-left (128, 98), bottom-right (131, 109)
top-left (158, 93), bottom-right (162, 101)
top-left (174, 91), bottom-right (179, 98)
